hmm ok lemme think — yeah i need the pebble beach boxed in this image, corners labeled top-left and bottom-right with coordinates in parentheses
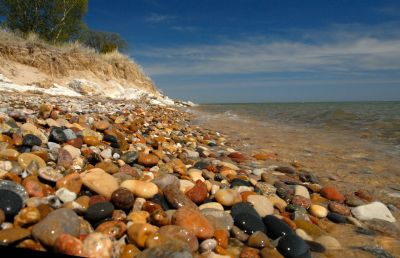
top-left (0, 92), bottom-right (399, 258)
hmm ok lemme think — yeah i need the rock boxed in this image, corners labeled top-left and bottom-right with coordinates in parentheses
top-left (81, 168), bottom-right (119, 198)
top-left (328, 202), bottom-right (351, 216)
top-left (214, 229), bottom-right (229, 248)
top-left (83, 232), bottom-right (113, 258)
top-left (0, 149), bottom-right (19, 161)
top-left (100, 148), bottom-right (112, 159)
top-left (345, 194), bottom-right (366, 207)
top-left (136, 243), bottom-right (192, 258)
top-left (93, 120), bottom-right (110, 131)
top-left (275, 166), bottom-right (296, 174)
top-left (38, 167), bottom-right (63, 182)
top-left (294, 220), bottom-right (325, 238)
top-left (294, 185), bottom-right (310, 199)
top-left (17, 153), bottom-right (46, 169)
top-left (14, 206), bottom-right (41, 227)
top-left (85, 202), bottom-right (114, 222)
top-left (83, 136), bottom-right (100, 146)
top-left (231, 225), bottom-right (250, 242)
top-left (96, 161), bottom-right (119, 174)
top-left (263, 215), bottom-right (294, 240)
top-left (158, 225), bottom-right (199, 252)
top-left (315, 236), bottom-right (341, 250)
top-left (152, 173), bottom-right (180, 191)
top-left (240, 246), bottom-right (260, 258)
top-left (54, 233), bottom-right (85, 257)
top-left (55, 188), bottom-right (77, 203)
top-left (260, 247), bottom-right (284, 258)
top-left (364, 219), bottom-right (400, 238)
top-left (173, 207), bottom-right (215, 239)
top-left (127, 223), bottom-right (159, 248)
top-left (120, 180), bottom-right (158, 199)
top-left (0, 189), bottom-right (23, 220)
top-left (234, 212), bottom-right (265, 235)
top-left (351, 202), bottom-right (396, 222)
top-left (295, 229), bottom-right (313, 241)
top-left (0, 209), bottom-right (4, 224)
top-left (327, 212), bottom-right (347, 223)
top-left (56, 172), bottom-right (82, 194)
top-left (200, 239), bottom-right (218, 253)
top-left (22, 134), bottom-right (42, 147)
top-left (248, 231), bottom-right (270, 248)
top-left (32, 208), bottom-right (80, 247)
top-left (277, 234), bottom-right (311, 258)
top-left (111, 187), bottom-right (134, 210)
top-left (120, 244), bottom-right (141, 258)
top-left (96, 220), bottom-right (127, 239)
top-left (199, 202), bottom-right (224, 211)
top-left (309, 205), bottom-right (328, 218)
top-left (231, 202), bottom-right (260, 219)
top-left (185, 180), bottom-right (208, 204)
top-left (39, 103), bottom-right (53, 119)
top-left (164, 184), bottom-right (198, 210)
top-left (0, 179), bottom-right (28, 204)
top-left (247, 195), bottom-right (274, 217)
top-left (291, 195), bottom-right (311, 209)
top-left (170, 158), bottom-right (187, 174)
top-left (0, 228), bottom-right (31, 245)
top-left (201, 208), bottom-right (234, 231)
top-left (320, 186), bottom-right (345, 203)
top-left (121, 151), bottom-right (139, 164)
top-left (62, 145), bottom-right (81, 159)
top-left (215, 189), bottom-right (242, 206)
top-left (49, 128), bottom-right (68, 143)
top-left (137, 153), bottom-right (159, 167)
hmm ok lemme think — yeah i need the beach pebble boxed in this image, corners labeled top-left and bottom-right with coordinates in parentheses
top-left (22, 134), bottom-right (42, 147)
top-left (247, 195), bottom-right (274, 217)
top-left (158, 225), bottom-right (199, 252)
top-left (277, 234), bottom-right (311, 258)
top-left (234, 212), bottom-right (265, 235)
top-left (127, 223), bottom-right (159, 248)
top-left (315, 235), bottom-right (342, 250)
top-left (137, 243), bottom-right (192, 258)
top-left (309, 204), bottom-right (328, 218)
top-left (295, 229), bottom-right (313, 241)
top-left (351, 201), bottom-right (396, 222)
top-left (121, 151), bottom-right (139, 164)
top-left (83, 232), bottom-right (113, 258)
top-left (173, 207), bottom-right (215, 239)
top-left (17, 153), bottom-right (46, 169)
top-left (81, 168), bottom-right (119, 198)
top-left (14, 206), bottom-right (41, 227)
top-left (85, 202), bottom-right (114, 222)
top-left (0, 189), bottom-right (23, 220)
top-left (294, 185), bottom-right (310, 199)
top-left (54, 233), bottom-right (85, 257)
top-left (201, 208), bottom-right (234, 231)
top-left (93, 120), bottom-right (110, 130)
top-left (185, 180), bottom-right (208, 204)
top-left (137, 153), bottom-right (159, 167)
top-left (38, 167), bottom-right (63, 182)
top-left (247, 231), bottom-right (270, 248)
top-left (199, 202), bottom-right (224, 211)
top-left (328, 202), bottom-right (351, 216)
top-left (63, 145), bottom-right (81, 159)
top-left (55, 188), bottom-right (77, 203)
top-left (320, 186), bottom-right (345, 203)
top-left (231, 225), bottom-right (250, 242)
top-left (120, 180), bottom-right (158, 199)
top-left (263, 215), bottom-right (294, 240)
top-left (164, 184), bottom-right (198, 210)
top-left (95, 220), bottom-right (127, 239)
top-left (200, 239), bottom-right (218, 253)
top-left (111, 187), bottom-right (135, 210)
top-left (49, 128), bottom-right (68, 143)
top-left (0, 228), bottom-right (31, 245)
top-left (214, 189), bottom-right (241, 206)
top-left (291, 195), bottom-right (311, 209)
top-left (32, 208), bottom-right (80, 247)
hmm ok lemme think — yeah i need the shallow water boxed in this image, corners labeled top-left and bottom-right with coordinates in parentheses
top-left (188, 101), bottom-right (400, 258)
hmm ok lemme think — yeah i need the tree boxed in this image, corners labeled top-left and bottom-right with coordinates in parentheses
top-left (79, 29), bottom-right (128, 53)
top-left (0, 0), bottom-right (88, 43)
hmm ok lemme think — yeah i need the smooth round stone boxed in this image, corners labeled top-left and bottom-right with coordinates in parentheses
top-left (111, 187), bottom-right (134, 210)
top-left (63, 145), bottom-right (81, 159)
top-left (180, 179), bottom-right (195, 193)
top-left (127, 223), bottom-right (159, 248)
top-left (263, 215), bottom-right (294, 240)
top-left (327, 212), bottom-right (347, 223)
top-left (83, 232), bottom-right (113, 258)
top-left (328, 202), bottom-right (351, 216)
top-left (121, 244), bottom-right (141, 258)
top-left (231, 225), bottom-right (250, 242)
top-left (93, 120), bottom-right (110, 130)
top-left (234, 212), bottom-right (265, 235)
top-left (294, 185), bottom-right (310, 199)
top-left (49, 128), bottom-right (68, 143)
top-left (85, 202), bottom-right (114, 222)
top-left (158, 225), bottom-right (199, 252)
top-left (56, 172), bottom-right (82, 194)
top-left (199, 202), bottom-right (224, 211)
top-left (121, 151), bottom-right (139, 164)
top-left (137, 153), bottom-right (159, 167)
top-left (83, 136), bottom-right (100, 146)
top-left (17, 153), bottom-right (46, 169)
top-left (32, 208), bottom-right (80, 247)
top-left (173, 207), bottom-right (215, 240)
top-left (100, 148), bottom-right (112, 159)
top-left (103, 135), bottom-right (119, 146)
top-left (14, 206), bottom-right (41, 227)
top-left (295, 229), bottom-right (313, 241)
top-left (248, 231), bottom-right (270, 248)
top-left (56, 188), bottom-right (77, 203)
top-left (231, 202), bottom-right (260, 219)
top-left (294, 220), bottom-right (325, 238)
top-left (0, 149), bottom-right (19, 160)
top-left (201, 208), bottom-right (234, 231)
top-left (231, 178), bottom-right (252, 187)
top-left (0, 189), bottom-right (23, 220)
top-left (96, 161), bottom-right (119, 174)
top-left (54, 233), bottom-right (85, 256)
top-left (0, 180), bottom-right (29, 203)
top-left (320, 186), bottom-right (345, 203)
top-left (351, 201), bottom-right (396, 222)
top-left (81, 168), bottom-right (119, 199)
top-left (0, 228), bottom-right (31, 245)
top-left (151, 194), bottom-right (171, 211)
top-left (315, 236), bottom-right (342, 250)
top-left (309, 204), bottom-right (328, 218)
top-left (95, 220), bottom-right (127, 239)
top-left (137, 243), bottom-right (192, 258)
top-left (152, 173), bottom-right (180, 191)
top-left (215, 189), bottom-right (241, 206)
top-left (39, 167), bottom-right (63, 182)
top-left (291, 195), bottom-right (311, 209)
top-left (185, 180), bottom-right (208, 204)
top-left (120, 180), bottom-right (158, 199)
top-left (277, 234), bottom-right (311, 258)
top-left (247, 195), bottom-right (274, 217)
top-left (62, 129), bottom-right (77, 140)
top-left (22, 134), bottom-right (42, 147)
top-left (200, 239), bottom-right (217, 253)
top-left (164, 184), bottom-right (198, 210)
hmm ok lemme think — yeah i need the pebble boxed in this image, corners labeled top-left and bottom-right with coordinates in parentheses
top-left (247, 231), bottom-right (270, 248)
top-left (111, 187), bottom-right (135, 210)
top-left (55, 187), bottom-right (77, 203)
top-left (120, 180), bottom-right (158, 199)
top-left (294, 185), bottom-right (310, 199)
top-left (14, 206), bottom-right (41, 227)
top-left (85, 202), bottom-right (114, 222)
top-left (234, 212), bottom-right (265, 235)
top-left (327, 212), bottom-right (347, 223)
top-left (185, 180), bottom-right (208, 204)
top-left (215, 189), bottom-right (242, 206)
top-left (121, 151), bottom-right (139, 164)
top-left (81, 168), bottom-right (119, 198)
top-left (54, 233), bottom-right (85, 256)
top-left (247, 195), bottom-right (274, 217)
top-left (164, 184), bottom-right (198, 210)
top-left (32, 208), bottom-right (80, 247)
top-left (173, 207), bottom-right (215, 239)
top-left (201, 208), bottom-right (234, 231)
top-left (277, 234), bottom-right (311, 258)
top-left (351, 201), bottom-right (396, 222)
top-left (22, 134), bottom-right (42, 147)
top-left (96, 220), bottom-right (127, 239)
top-left (38, 167), bottom-right (63, 182)
top-left (137, 243), bottom-right (192, 258)
top-left (0, 189), bottom-right (23, 220)
top-left (158, 225), bottom-right (199, 252)
top-left (49, 127), bottom-right (68, 143)
top-left (127, 222), bottom-right (159, 248)
top-left (199, 202), bottom-right (224, 211)
top-left (263, 215), bottom-right (294, 240)
top-left (17, 153), bottom-right (46, 169)
top-left (315, 235), bottom-right (342, 250)
top-left (56, 172), bottom-right (82, 194)
top-left (137, 153), bottom-right (159, 167)
top-left (83, 232), bottom-right (113, 258)
top-left (328, 201), bottom-right (351, 216)
top-left (200, 239), bottom-right (218, 253)
top-left (309, 204), bottom-right (328, 218)
top-left (320, 186), bottom-right (345, 203)
top-left (0, 228), bottom-right (31, 245)
top-left (291, 195), bottom-right (311, 209)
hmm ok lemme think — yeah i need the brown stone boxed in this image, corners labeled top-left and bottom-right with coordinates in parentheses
top-left (127, 223), bottom-right (159, 248)
top-left (54, 233), bottom-right (85, 257)
top-left (214, 229), bottom-right (229, 248)
top-left (173, 207), bottom-right (215, 239)
top-left (18, 153), bottom-right (46, 169)
top-left (320, 186), bottom-right (345, 203)
top-left (170, 158), bottom-right (187, 175)
top-left (56, 172), bottom-right (82, 194)
top-left (95, 221), bottom-right (127, 239)
top-left (57, 149), bottom-right (73, 169)
top-left (120, 244), bottom-right (141, 258)
top-left (328, 202), bottom-right (351, 216)
top-left (66, 138), bottom-right (83, 149)
top-left (240, 246), bottom-right (260, 258)
top-left (93, 120), bottom-right (110, 131)
top-left (14, 206), bottom-right (41, 227)
top-left (137, 153), bottom-right (159, 167)
top-left (0, 228), bottom-right (31, 245)
top-left (83, 136), bottom-right (101, 146)
top-left (96, 161), bottom-right (119, 174)
top-left (185, 180), bottom-right (208, 204)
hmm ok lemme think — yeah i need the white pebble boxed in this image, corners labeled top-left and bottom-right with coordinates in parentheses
top-left (55, 188), bottom-right (77, 203)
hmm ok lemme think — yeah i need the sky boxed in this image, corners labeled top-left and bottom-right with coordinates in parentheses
top-left (85, 0), bottom-right (400, 103)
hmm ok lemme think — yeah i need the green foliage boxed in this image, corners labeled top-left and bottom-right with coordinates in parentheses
top-left (79, 29), bottom-right (128, 53)
top-left (0, 0), bottom-right (88, 43)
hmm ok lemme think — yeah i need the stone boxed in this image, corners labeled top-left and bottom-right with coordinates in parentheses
top-left (127, 223), bottom-right (159, 248)
top-left (294, 220), bottom-right (325, 238)
top-left (14, 206), bottom-right (41, 227)
top-left (137, 153), bottom-right (159, 167)
top-left (263, 215), bottom-right (294, 240)
top-left (200, 239), bottom-right (218, 253)
top-left (121, 244), bottom-right (141, 258)
top-left (248, 231), bottom-right (270, 248)
top-left (291, 195), bottom-right (311, 209)
top-left (120, 180), bottom-right (159, 199)
top-left (173, 207), bottom-right (215, 239)
top-left (234, 213), bottom-right (265, 235)
top-left (275, 166), bottom-right (296, 174)
top-left (320, 186), bottom-right (345, 203)
top-left (328, 202), bottom-right (351, 216)
top-left (83, 136), bottom-right (101, 146)
top-left (201, 208), bottom-right (234, 231)
top-left (295, 229), bottom-right (313, 241)
top-left (231, 225), bottom-right (250, 242)
top-left (152, 173), bottom-right (180, 191)
top-left (215, 189), bottom-right (242, 206)
top-left (164, 184), bottom-right (198, 210)
top-left (185, 180), bottom-right (208, 204)
top-left (32, 208), bottom-right (80, 247)
top-left (158, 225), bottom-right (199, 252)
top-left (247, 195), bottom-right (274, 217)
top-left (351, 202), bottom-right (396, 222)
top-left (315, 235), bottom-right (342, 250)
top-left (81, 168), bottom-right (119, 198)
top-left (121, 151), bottom-right (139, 164)
top-left (55, 188), bottom-right (77, 203)
top-left (309, 204), bottom-right (328, 218)
top-left (294, 185), bottom-right (310, 199)
top-left (0, 228), bottom-right (31, 245)
top-left (260, 247), bottom-right (284, 258)
top-left (0, 209), bottom-right (4, 224)
top-left (199, 202), bottom-right (224, 211)
top-left (83, 232), bottom-right (113, 258)
top-left (96, 161), bottom-right (119, 174)
top-left (277, 234), bottom-right (311, 258)
top-left (0, 149), bottom-right (19, 160)
top-left (38, 167), bottom-right (63, 182)
top-left (136, 243), bottom-right (192, 258)
top-left (127, 210), bottom-right (149, 224)
top-left (22, 134), bottom-right (42, 147)
top-left (54, 233), bottom-right (85, 257)
top-left (93, 120), bottom-right (110, 131)
top-left (85, 202), bottom-right (114, 222)
top-left (56, 172), bottom-right (82, 194)
top-left (96, 220), bottom-right (127, 239)
top-left (17, 153), bottom-right (46, 169)
top-left (111, 187), bottom-right (134, 210)
top-left (0, 189), bottom-right (23, 220)
top-left (214, 229), bottom-right (229, 248)
top-left (231, 202), bottom-right (260, 220)
top-left (63, 145), bottom-right (81, 159)
top-left (49, 128), bottom-right (68, 143)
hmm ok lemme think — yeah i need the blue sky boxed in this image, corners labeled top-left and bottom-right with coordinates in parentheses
top-left (86, 0), bottom-right (400, 103)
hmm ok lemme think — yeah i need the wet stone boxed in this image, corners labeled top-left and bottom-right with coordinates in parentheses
top-left (49, 128), bottom-right (68, 143)
top-left (0, 180), bottom-right (29, 203)
top-left (121, 151), bottom-right (139, 164)
top-left (0, 228), bottom-right (31, 245)
top-left (0, 189), bottom-right (23, 220)
top-left (201, 208), bottom-right (234, 231)
top-left (164, 184), bottom-right (198, 210)
top-left (263, 215), bottom-right (294, 240)
top-left (82, 232), bottom-right (113, 258)
top-left (137, 243), bottom-right (192, 258)
top-left (173, 207), bottom-right (215, 239)
top-left (231, 202), bottom-right (259, 219)
top-left (328, 202), bottom-right (351, 216)
top-left (327, 212), bottom-right (347, 223)
top-left (22, 134), bottom-right (42, 147)
top-left (234, 212), bottom-right (265, 235)
top-left (95, 220), bottom-right (127, 239)
top-left (54, 233), bottom-right (85, 257)
top-left (277, 234), bottom-right (311, 258)
top-left (248, 231), bottom-right (270, 249)
top-left (111, 187), bottom-right (134, 210)
top-left (158, 225), bottom-right (199, 252)
top-left (85, 202), bottom-right (114, 222)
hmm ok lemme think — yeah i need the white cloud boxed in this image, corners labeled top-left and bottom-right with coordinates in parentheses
top-left (145, 13), bottom-right (175, 23)
top-left (134, 24), bottom-right (400, 77)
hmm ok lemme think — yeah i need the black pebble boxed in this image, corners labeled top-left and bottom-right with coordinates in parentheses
top-left (327, 212), bottom-right (347, 223)
top-left (275, 166), bottom-right (297, 174)
top-left (231, 202), bottom-right (259, 219)
top-left (151, 194), bottom-right (170, 211)
top-left (49, 127), bottom-right (68, 143)
top-left (263, 215), bottom-right (294, 240)
top-left (193, 161), bottom-right (209, 170)
top-left (231, 178), bottom-right (252, 187)
top-left (103, 135), bottom-right (119, 148)
top-left (85, 202), bottom-right (114, 222)
top-left (277, 234), bottom-right (311, 258)
top-left (234, 212), bottom-right (265, 234)
top-left (0, 189), bottom-right (23, 220)
top-left (305, 240), bottom-right (326, 253)
top-left (22, 134), bottom-right (42, 147)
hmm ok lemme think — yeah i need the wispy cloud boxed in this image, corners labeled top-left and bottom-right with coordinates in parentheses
top-left (145, 13), bottom-right (175, 23)
top-left (134, 23), bottom-right (400, 77)
top-left (170, 26), bottom-right (198, 32)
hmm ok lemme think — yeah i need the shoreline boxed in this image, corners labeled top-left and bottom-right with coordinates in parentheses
top-left (0, 92), bottom-right (399, 257)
